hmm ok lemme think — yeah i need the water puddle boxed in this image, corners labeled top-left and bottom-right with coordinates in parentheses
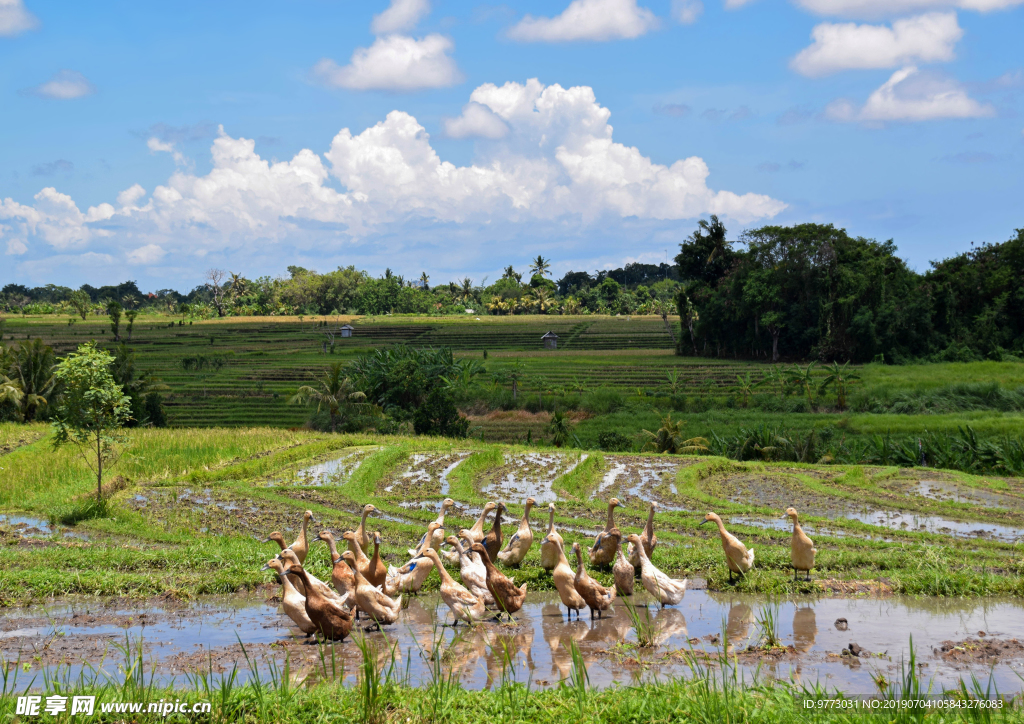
top-left (0, 515), bottom-right (90, 541)
top-left (912, 480), bottom-right (1022, 510)
top-left (595, 457), bottom-right (680, 502)
top-left (839, 509), bottom-right (1024, 542)
top-left (3, 592), bottom-right (1022, 696)
top-left (480, 453), bottom-right (587, 504)
top-left (382, 452), bottom-right (470, 496)
top-left (268, 447), bottom-right (378, 487)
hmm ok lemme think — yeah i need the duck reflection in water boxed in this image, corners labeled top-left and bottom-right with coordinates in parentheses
top-left (725, 603), bottom-right (754, 651)
top-left (792, 606), bottom-right (816, 653)
top-left (482, 624), bottom-right (535, 690)
top-left (542, 602), bottom-right (588, 681)
top-left (652, 607), bottom-right (687, 646)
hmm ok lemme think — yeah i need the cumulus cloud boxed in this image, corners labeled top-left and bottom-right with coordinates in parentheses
top-left (25, 70), bottom-right (96, 99)
top-left (2, 81), bottom-right (785, 270)
top-left (507, 0), bottom-right (659, 42)
top-left (0, 0), bottom-right (37, 36)
top-left (795, 0), bottom-right (1023, 18)
top-left (372, 0), bottom-right (430, 34)
top-left (443, 102), bottom-right (510, 139)
top-left (126, 243), bottom-right (166, 265)
top-left (147, 137), bottom-right (188, 166)
top-left (671, 0), bottom-right (704, 23)
top-left (311, 34), bottom-right (462, 91)
top-left (791, 13), bottom-right (961, 76)
top-left (826, 66), bottom-right (995, 122)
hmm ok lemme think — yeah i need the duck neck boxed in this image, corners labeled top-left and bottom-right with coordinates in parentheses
top-left (300, 517), bottom-right (309, 549)
top-left (713, 518), bottom-right (729, 539)
top-left (492, 507), bottom-right (503, 532)
top-left (791, 517), bottom-right (802, 536)
top-left (431, 554), bottom-right (453, 585)
top-left (359, 509), bottom-right (370, 532)
top-left (605, 503), bottom-right (616, 531)
top-left (326, 537), bottom-right (341, 563)
top-left (293, 568), bottom-right (318, 601)
top-left (522, 503), bottom-right (532, 526)
top-left (573, 548), bottom-right (585, 577)
top-left (280, 573), bottom-right (299, 596)
top-left (546, 508), bottom-right (555, 535)
top-left (371, 538), bottom-right (381, 564)
top-left (351, 539), bottom-right (366, 563)
top-left (645, 506), bottom-right (656, 536)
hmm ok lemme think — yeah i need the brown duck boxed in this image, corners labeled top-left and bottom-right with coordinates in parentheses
top-left (572, 542), bottom-right (616, 619)
top-left (282, 564), bottom-right (353, 641)
top-left (341, 530), bottom-right (375, 585)
top-left (368, 531), bottom-right (388, 588)
top-left (352, 504), bottom-right (377, 551)
top-left (482, 501), bottom-right (506, 561)
top-left (317, 530), bottom-right (355, 600)
top-left (628, 502), bottom-right (658, 568)
top-left (470, 542), bottom-right (528, 620)
top-left (612, 548), bottom-right (635, 597)
top-left (289, 510), bottom-right (316, 564)
top-left (588, 498), bottom-right (622, 567)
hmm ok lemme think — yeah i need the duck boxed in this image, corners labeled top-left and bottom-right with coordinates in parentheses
top-left (626, 534), bottom-right (687, 607)
top-left (265, 531), bottom-right (288, 552)
top-left (545, 535), bottom-right (586, 619)
top-left (277, 549), bottom-right (343, 602)
top-left (368, 531), bottom-right (388, 588)
top-left (316, 530), bottom-right (355, 600)
top-left (589, 498), bottom-right (622, 567)
top-left (539, 503), bottom-right (560, 571)
top-left (287, 510), bottom-right (316, 564)
top-left (628, 502), bottom-right (658, 568)
top-left (344, 551), bottom-right (403, 628)
top-left (282, 564), bottom-right (353, 641)
top-left (482, 501), bottom-right (507, 561)
top-left (385, 523), bottom-right (440, 596)
top-left (699, 512), bottom-right (755, 583)
top-left (498, 497), bottom-right (535, 567)
top-left (417, 548), bottom-right (486, 626)
top-left (784, 507), bottom-right (817, 581)
top-left (612, 547), bottom-right (635, 598)
top-left (470, 542), bottom-right (528, 620)
top-left (571, 542), bottom-right (616, 619)
top-left (466, 502), bottom-right (497, 544)
top-left (352, 504), bottom-right (377, 551)
top-left (446, 535), bottom-right (495, 607)
top-left (408, 498), bottom-right (455, 557)
top-left (261, 558), bottom-right (317, 636)
top-left (341, 530), bottom-right (375, 584)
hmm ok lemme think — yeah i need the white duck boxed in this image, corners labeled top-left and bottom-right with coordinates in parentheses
top-left (446, 535), bottom-right (495, 607)
top-left (626, 533), bottom-right (687, 607)
top-left (418, 548), bottom-right (486, 626)
top-left (385, 523), bottom-right (440, 595)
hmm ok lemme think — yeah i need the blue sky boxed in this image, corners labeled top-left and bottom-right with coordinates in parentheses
top-left (1, 0), bottom-right (1021, 291)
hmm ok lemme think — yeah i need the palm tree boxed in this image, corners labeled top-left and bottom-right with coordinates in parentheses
top-left (383, 268), bottom-right (393, 280)
top-left (548, 410), bottom-right (575, 447)
top-left (9, 339), bottom-right (56, 421)
top-left (529, 255), bottom-right (551, 278)
top-left (460, 277), bottom-right (474, 302)
top-left (641, 414), bottom-right (709, 455)
top-left (289, 362), bottom-right (367, 433)
top-left (819, 361), bottom-right (859, 411)
top-left (531, 287), bottom-right (556, 314)
top-left (419, 272), bottom-right (430, 290)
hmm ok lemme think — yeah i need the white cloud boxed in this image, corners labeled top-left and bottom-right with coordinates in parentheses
top-left (507, 0), bottom-right (659, 42)
top-left (791, 12), bottom-right (962, 77)
top-left (443, 102), bottom-right (510, 139)
top-left (147, 137), bottom-right (188, 166)
top-left (117, 184), bottom-right (147, 208)
top-left (0, 0), bottom-right (37, 36)
top-left (725, 0), bottom-right (758, 8)
top-left (126, 243), bottom-right (166, 265)
top-left (371, 0), bottom-right (430, 34)
top-left (27, 70), bottom-right (96, 99)
top-left (4, 81), bottom-right (785, 271)
top-left (672, 0), bottom-right (704, 23)
top-left (826, 66), bottom-right (995, 122)
top-left (311, 34), bottom-right (462, 91)
top-left (796, 0), bottom-right (1023, 19)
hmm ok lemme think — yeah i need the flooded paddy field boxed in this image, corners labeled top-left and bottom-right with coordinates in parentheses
top-left (3, 591), bottom-right (1022, 697)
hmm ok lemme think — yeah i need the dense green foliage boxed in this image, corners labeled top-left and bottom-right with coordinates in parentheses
top-left (676, 219), bottom-right (1024, 363)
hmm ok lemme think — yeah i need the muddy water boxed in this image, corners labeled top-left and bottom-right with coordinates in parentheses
top-left (480, 453), bottom-right (587, 504)
top-left (0, 514), bottom-right (89, 540)
top-left (3, 592), bottom-right (1022, 696)
top-left (269, 447), bottom-right (378, 486)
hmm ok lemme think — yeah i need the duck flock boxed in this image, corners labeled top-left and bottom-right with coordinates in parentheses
top-left (262, 498), bottom-right (818, 642)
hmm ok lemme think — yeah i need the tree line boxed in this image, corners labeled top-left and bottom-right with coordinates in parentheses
top-left (675, 219), bottom-right (1024, 364)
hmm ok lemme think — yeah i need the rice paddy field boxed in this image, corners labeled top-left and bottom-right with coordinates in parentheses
top-left (2, 425), bottom-right (1024, 721)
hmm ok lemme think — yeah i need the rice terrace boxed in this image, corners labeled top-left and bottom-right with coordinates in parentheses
top-left (4, 0), bottom-right (1024, 721)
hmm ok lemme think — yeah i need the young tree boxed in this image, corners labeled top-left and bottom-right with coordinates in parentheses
top-left (51, 343), bottom-right (132, 502)
top-left (124, 309), bottom-right (138, 341)
top-left (289, 362), bottom-right (367, 433)
top-left (106, 300), bottom-right (123, 341)
top-left (69, 290), bottom-right (91, 320)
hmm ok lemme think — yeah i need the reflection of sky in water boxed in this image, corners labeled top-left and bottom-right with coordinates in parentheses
top-left (275, 447), bottom-right (378, 486)
top-left (0, 514), bottom-right (89, 540)
top-left (481, 453), bottom-right (587, 504)
top-left (4, 592), bottom-right (1024, 696)
top-left (383, 452), bottom-right (469, 494)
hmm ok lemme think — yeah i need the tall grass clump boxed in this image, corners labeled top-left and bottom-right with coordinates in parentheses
top-left (353, 632), bottom-right (398, 724)
top-left (622, 597), bottom-right (656, 648)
